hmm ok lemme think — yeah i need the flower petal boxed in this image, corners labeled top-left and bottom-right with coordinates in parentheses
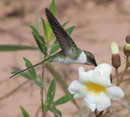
top-left (78, 67), bottom-right (94, 84)
top-left (68, 80), bottom-right (87, 98)
top-left (84, 93), bottom-right (96, 112)
top-left (106, 86), bottom-right (124, 100)
top-left (84, 92), bottom-right (111, 112)
top-left (96, 93), bottom-right (111, 111)
top-left (94, 63), bottom-right (112, 76)
top-left (89, 70), bottom-right (111, 87)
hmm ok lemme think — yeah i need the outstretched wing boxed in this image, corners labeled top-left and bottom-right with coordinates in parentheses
top-left (45, 8), bottom-right (77, 56)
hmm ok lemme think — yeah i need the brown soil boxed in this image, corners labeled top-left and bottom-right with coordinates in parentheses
top-left (0, 0), bottom-right (130, 117)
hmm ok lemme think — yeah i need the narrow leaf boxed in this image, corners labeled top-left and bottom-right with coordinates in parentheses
top-left (32, 33), bottom-right (46, 54)
top-left (41, 18), bottom-right (48, 40)
top-left (50, 40), bottom-right (60, 54)
top-left (49, 0), bottom-right (56, 16)
top-left (49, 107), bottom-right (62, 117)
top-left (35, 80), bottom-right (44, 90)
top-left (53, 94), bottom-right (74, 106)
top-left (23, 58), bottom-right (37, 80)
top-left (62, 21), bottom-right (69, 27)
top-left (46, 21), bottom-right (52, 42)
top-left (46, 0), bottom-right (56, 42)
top-left (20, 106), bottom-right (30, 117)
top-left (28, 25), bottom-right (39, 34)
top-left (46, 79), bottom-right (56, 106)
top-left (0, 45), bottom-right (38, 52)
top-left (66, 26), bottom-right (75, 35)
top-left (33, 33), bottom-right (46, 45)
top-left (11, 71), bottom-right (33, 80)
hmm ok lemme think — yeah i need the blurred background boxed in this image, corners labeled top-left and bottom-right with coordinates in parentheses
top-left (0, 0), bottom-right (130, 117)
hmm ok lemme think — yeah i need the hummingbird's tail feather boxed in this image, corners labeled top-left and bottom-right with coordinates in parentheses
top-left (9, 58), bottom-right (51, 79)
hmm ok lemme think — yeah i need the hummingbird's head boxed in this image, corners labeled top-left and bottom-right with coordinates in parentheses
top-left (84, 51), bottom-right (97, 66)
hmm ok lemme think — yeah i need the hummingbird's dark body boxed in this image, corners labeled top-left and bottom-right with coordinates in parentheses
top-left (10, 8), bottom-right (97, 78)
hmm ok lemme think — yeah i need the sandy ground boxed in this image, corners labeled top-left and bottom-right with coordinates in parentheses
top-left (1, 0), bottom-right (130, 117)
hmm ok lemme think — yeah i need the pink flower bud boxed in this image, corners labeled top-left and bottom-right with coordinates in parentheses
top-left (126, 35), bottom-right (130, 43)
top-left (111, 42), bottom-right (121, 68)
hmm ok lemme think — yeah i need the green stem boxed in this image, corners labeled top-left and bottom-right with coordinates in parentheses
top-left (122, 77), bottom-right (130, 82)
top-left (41, 65), bottom-right (46, 117)
top-left (115, 68), bottom-right (119, 81)
top-left (116, 57), bottom-right (129, 86)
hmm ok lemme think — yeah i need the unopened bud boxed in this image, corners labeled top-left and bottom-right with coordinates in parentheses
top-left (111, 42), bottom-right (121, 68)
top-left (126, 35), bottom-right (130, 43)
top-left (124, 43), bottom-right (130, 57)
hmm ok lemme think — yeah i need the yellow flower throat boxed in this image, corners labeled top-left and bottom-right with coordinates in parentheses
top-left (86, 82), bottom-right (106, 94)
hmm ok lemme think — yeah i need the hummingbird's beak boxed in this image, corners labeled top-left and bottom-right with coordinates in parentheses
top-left (93, 59), bottom-right (97, 66)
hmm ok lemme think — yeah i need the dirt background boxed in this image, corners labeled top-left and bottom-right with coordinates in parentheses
top-left (1, 0), bottom-right (130, 117)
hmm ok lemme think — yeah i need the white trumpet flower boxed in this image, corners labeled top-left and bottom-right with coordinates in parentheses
top-left (68, 63), bottom-right (124, 112)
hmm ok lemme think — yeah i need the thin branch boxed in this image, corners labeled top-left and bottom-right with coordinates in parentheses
top-left (34, 105), bottom-right (41, 117)
top-left (41, 65), bottom-right (46, 117)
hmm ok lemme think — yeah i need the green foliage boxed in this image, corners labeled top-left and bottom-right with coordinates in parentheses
top-left (49, 107), bottom-right (62, 117)
top-left (8, 0), bottom-right (78, 116)
top-left (41, 18), bottom-right (48, 40)
top-left (23, 58), bottom-right (37, 80)
top-left (11, 71), bottom-right (33, 80)
top-left (20, 106), bottom-right (30, 117)
top-left (35, 80), bottom-right (44, 90)
top-left (0, 45), bottom-right (38, 51)
top-left (45, 79), bottom-right (56, 106)
top-left (49, 0), bottom-right (56, 16)
top-left (53, 94), bottom-right (74, 105)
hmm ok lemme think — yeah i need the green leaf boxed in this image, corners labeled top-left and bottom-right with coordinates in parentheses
top-left (41, 18), bottom-right (48, 40)
top-left (78, 106), bottom-right (86, 117)
top-left (11, 71), bottom-right (33, 80)
top-left (46, 79), bottom-right (56, 106)
top-left (0, 45), bottom-right (38, 52)
top-left (49, 0), bottom-right (56, 16)
top-left (66, 26), bottom-right (75, 35)
top-left (46, 21), bottom-right (52, 42)
top-left (53, 94), bottom-right (74, 106)
top-left (49, 107), bottom-right (62, 117)
top-left (50, 40), bottom-right (60, 54)
top-left (62, 21), bottom-right (69, 27)
top-left (29, 25), bottom-right (47, 54)
top-left (20, 106), bottom-right (30, 117)
top-left (33, 33), bottom-right (46, 45)
top-left (32, 33), bottom-right (46, 54)
top-left (28, 25), bottom-right (39, 34)
top-left (46, 0), bottom-right (56, 42)
top-left (23, 58), bottom-right (37, 80)
top-left (35, 80), bottom-right (44, 90)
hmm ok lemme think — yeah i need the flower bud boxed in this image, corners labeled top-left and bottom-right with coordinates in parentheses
top-left (126, 35), bottom-right (130, 43)
top-left (110, 42), bottom-right (121, 68)
top-left (124, 43), bottom-right (130, 57)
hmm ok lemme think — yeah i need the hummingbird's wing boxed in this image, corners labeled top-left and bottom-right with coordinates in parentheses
top-left (45, 8), bottom-right (78, 56)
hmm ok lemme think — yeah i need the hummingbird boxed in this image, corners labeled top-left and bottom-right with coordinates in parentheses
top-left (10, 8), bottom-right (97, 79)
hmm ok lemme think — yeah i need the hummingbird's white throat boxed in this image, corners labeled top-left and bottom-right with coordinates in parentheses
top-left (54, 51), bottom-right (87, 64)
